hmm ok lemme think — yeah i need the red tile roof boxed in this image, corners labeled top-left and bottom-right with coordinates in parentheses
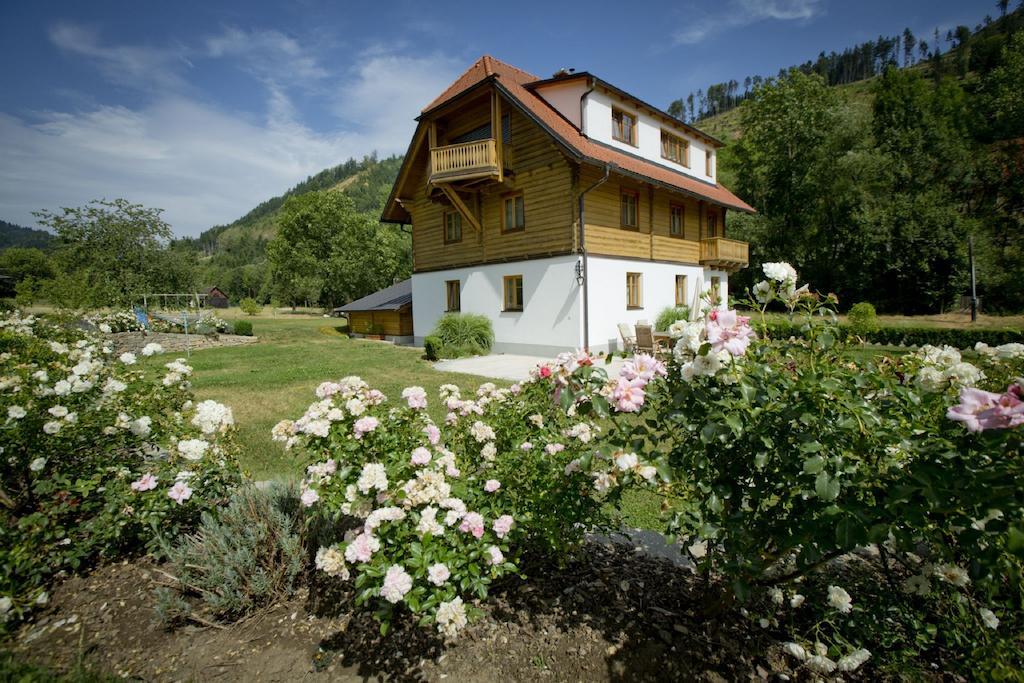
top-left (422, 56), bottom-right (755, 214)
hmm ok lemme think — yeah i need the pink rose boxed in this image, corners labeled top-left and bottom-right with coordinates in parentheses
top-left (484, 479), bottom-right (501, 492)
top-left (131, 473), bottom-right (158, 492)
top-left (492, 514), bottom-right (514, 538)
top-left (459, 511), bottom-right (485, 538)
top-left (411, 447), bottom-right (432, 465)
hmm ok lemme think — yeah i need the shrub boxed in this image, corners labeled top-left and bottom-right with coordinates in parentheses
top-left (423, 335), bottom-right (442, 361)
top-left (0, 310), bottom-right (241, 630)
top-left (754, 317), bottom-right (1023, 349)
top-left (654, 306), bottom-right (690, 331)
top-left (276, 361), bottom-right (639, 637)
top-left (846, 301), bottom-right (879, 335)
top-left (85, 310), bottom-right (144, 333)
top-left (233, 320), bottom-right (253, 336)
top-left (429, 313), bottom-right (494, 358)
top-left (239, 298), bottom-right (261, 316)
top-left (0, 298), bottom-right (15, 312)
top-left (585, 263), bottom-right (1024, 677)
top-left (155, 482), bottom-right (305, 624)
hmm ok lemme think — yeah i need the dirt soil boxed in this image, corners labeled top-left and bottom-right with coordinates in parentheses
top-left (8, 540), bottom-right (790, 682)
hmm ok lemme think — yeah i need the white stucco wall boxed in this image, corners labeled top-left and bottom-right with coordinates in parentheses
top-left (585, 256), bottom-right (727, 352)
top-left (411, 255), bottom-right (584, 355)
top-left (581, 89), bottom-right (715, 184)
top-left (532, 79), bottom-right (589, 129)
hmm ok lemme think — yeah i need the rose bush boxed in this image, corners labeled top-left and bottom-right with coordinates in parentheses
top-left (0, 311), bottom-right (241, 629)
top-left (277, 350), bottom-right (666, 637)
top-left (580, 263), bottom-right (1024, 677)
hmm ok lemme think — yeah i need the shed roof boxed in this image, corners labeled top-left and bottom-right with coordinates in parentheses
top-left (334, 279), bottom-right (412, 313)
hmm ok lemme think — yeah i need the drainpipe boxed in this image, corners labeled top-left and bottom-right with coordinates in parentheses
top-left (577, 164), bottom-right (610, 352)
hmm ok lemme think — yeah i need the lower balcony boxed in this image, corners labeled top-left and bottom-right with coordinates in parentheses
top-left (700, 237), bottom-right (749, 272)
top-left (429, 138), bottom-right (501, 184)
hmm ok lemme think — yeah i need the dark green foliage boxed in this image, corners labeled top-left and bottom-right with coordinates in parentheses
top-left (155, 483), bottom-right (306, 625)
top-left (0, 298), bottom-right (14, 312)
top-left (847, 302), bottom-right (880, 335)
top-left (0, 652), bottom-right (116, 683)
top-left (0, 220), bottom-right (53, 250)
top-left (239, 297), bottom-right (261, 316)
top-left (232, 320), bottom-right (253, 336)
top-left (754, 317), bottom-right (1023, 348)
top-left (430, 313), bottom-right (494, 358)
top-left (654, 306), bottom-right (690, 331)
top-left (423, 335), bottom-right (442, 361)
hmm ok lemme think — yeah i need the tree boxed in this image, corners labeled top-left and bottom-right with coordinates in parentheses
top-left (33, 199), bottom-right (192, 307)
top-left (267, 190), bottom-right (410, 310)
top-left (0, 247), bottom-right (53, 282)
top-left (903, 28), bottom-right (916, 66)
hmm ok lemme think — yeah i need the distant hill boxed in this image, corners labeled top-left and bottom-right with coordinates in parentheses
top-left (189, 154), bottom-right (403, 256)
top-left (0, 220), bottom-right (53, 250)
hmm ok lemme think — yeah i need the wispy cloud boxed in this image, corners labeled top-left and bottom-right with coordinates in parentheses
top-left (1, 24), bottom-right (461, 236)
top-left (673, 0), bottom-right (825, 45)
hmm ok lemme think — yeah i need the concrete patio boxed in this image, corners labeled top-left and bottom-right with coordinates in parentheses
top-left (432, 352), bottom-right (627, 382)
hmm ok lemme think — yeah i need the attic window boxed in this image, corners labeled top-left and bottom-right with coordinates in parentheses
top-left (612, 108), bottom-right (637, 146)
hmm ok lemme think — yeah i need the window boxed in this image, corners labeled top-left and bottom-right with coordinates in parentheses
top-left (626, 272), bottom-right (643, 309)
top-left (443, 210), bottom-right (462, 244)
top-left (445, 280), bottom-right (461, 312)
top-left (502, 193), bottom-right (525, 232)
top-left (706, 150), bottom-right (714, 176)
top-left (661, 130), bottom-right (689, 166)
top-left (675, 274), bottom-right (688, 306)
top-left (669, 203), bottom-right (685, 237)
top-left (612, 107), bottom-right (637, 146)
top-left (503, 275), bottom-right (523, 312)
top-left (710, 276), bottom-right (722, 305)
top-left (620, 189), bottom-right (639, 229)
top-left (706, 211), bottom-right (718, 238)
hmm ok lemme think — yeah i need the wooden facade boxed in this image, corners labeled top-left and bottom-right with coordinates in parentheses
top-left (389, 80), bottom-right (747, 275)
top-left (347, 309), bottom-right (413, 337)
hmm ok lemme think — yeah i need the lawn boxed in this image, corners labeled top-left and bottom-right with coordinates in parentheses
top-left (176, 313), bottom-right (498, 479)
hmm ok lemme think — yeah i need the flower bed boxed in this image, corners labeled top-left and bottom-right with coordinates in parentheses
top-left (0, 311), bottom-right (241, 629)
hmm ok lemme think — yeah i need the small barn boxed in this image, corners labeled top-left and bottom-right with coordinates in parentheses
top-left (205, 286), bottom-right (229, 309)
top-left (335, 279), bottom-right (413, 341)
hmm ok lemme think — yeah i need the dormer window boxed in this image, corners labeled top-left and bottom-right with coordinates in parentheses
top-left (661, 130), bottom-right (689, 167)
top-left (612, 108), bottom-right (637, 146)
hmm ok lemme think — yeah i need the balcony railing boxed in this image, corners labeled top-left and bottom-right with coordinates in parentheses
top-left (700, 237), bottom-right (749, 271)
top-left (430, 139), bottom-right (500, 183)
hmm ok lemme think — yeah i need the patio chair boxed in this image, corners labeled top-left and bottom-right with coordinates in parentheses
top-left (617, 322), bottom-right (636, 353)
top-left (634, 324), bottom-right (666, 356)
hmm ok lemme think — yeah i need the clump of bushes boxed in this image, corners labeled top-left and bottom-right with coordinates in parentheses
top-left (428, 313), bottom-right (494, 358)
top-left (239, 298), bottom-right (261, 316)
top-left (846, 301), bottom-right (879, 335)
top-left (423, 335), bottom-right (443, 360)
top-left (155, 482), bottom-right (305, 625)
top-left (755, 317), bottom-right (1023, 349)
top-left (0, 310), bottom-right (241, 630)
top-left (655, 305), bottom-right (690, 331)
top-left (233, 320), bottom-right (253, 336)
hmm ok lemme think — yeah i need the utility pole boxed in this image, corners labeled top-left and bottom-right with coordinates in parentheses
top-left (969, 235), bottom-right (977, 323)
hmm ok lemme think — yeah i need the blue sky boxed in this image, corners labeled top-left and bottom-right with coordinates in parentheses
top-left (0, 0), bottom-right (995, 237)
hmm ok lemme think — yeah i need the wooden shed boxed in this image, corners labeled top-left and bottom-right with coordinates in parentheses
top-left (334, 279), bottom-right (413, 338)
top-left (205, 286), bottom-right (229, 309)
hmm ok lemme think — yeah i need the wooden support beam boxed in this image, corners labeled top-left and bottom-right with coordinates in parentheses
top-left (437, 184), bottom-right (482, 234)
top-left (492, 91), bottom-right (504, 182)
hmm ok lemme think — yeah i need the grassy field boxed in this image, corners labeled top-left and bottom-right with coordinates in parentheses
top-left (176, 312), bottom-right (497, 479)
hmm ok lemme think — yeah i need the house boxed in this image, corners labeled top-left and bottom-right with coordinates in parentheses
top-left (204, 286), bottom-right (229, 309)
top-left (334, 279), bottom-right (414, 342)
top-left (382, 56), bottom-right (754, 355)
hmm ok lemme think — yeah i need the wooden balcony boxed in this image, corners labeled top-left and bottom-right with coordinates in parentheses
top-left (700, 237), bottom-right (749, 272)
top-left (429, 139), bottom-right (500, 184)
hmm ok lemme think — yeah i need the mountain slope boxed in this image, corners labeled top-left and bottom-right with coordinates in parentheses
top-left (0, 220), bottom-right (53, 250)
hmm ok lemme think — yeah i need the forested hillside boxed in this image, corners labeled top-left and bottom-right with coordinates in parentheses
top-left (697, 8), bottom-right (1024, 314)
top-left (0, 220), bottom-right (53, 250)
top-left (178, 154), bottom-right (405, 304)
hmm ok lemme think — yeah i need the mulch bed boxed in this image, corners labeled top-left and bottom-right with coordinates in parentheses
top-left (10, 541), bottom-right (795, 682)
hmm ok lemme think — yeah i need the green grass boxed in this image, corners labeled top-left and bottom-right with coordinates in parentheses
top-left (177, 315), bottom-right (499, 479)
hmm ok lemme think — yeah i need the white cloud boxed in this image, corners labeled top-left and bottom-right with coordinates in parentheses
top-left (0, 26), bottom-right (461, 237)
top-left (673, 0), bottom-right (824, 45)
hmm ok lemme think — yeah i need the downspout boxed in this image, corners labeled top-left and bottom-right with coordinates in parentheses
top-left (577, 164), bottom-right (610, 352)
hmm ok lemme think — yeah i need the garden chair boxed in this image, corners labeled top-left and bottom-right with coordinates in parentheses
top-left (634, 324), bottom-right (666, 356)
top-left (617, 322), bottom-right (636, 353)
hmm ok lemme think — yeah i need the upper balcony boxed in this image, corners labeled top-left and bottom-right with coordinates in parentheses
top-left (429, 138), bottom-right (501, 184)
top-left (700, 237), bottom-right (749, 272)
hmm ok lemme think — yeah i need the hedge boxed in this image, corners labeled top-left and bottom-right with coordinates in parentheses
top-left (755, 318), bottom-right (1023, 349)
